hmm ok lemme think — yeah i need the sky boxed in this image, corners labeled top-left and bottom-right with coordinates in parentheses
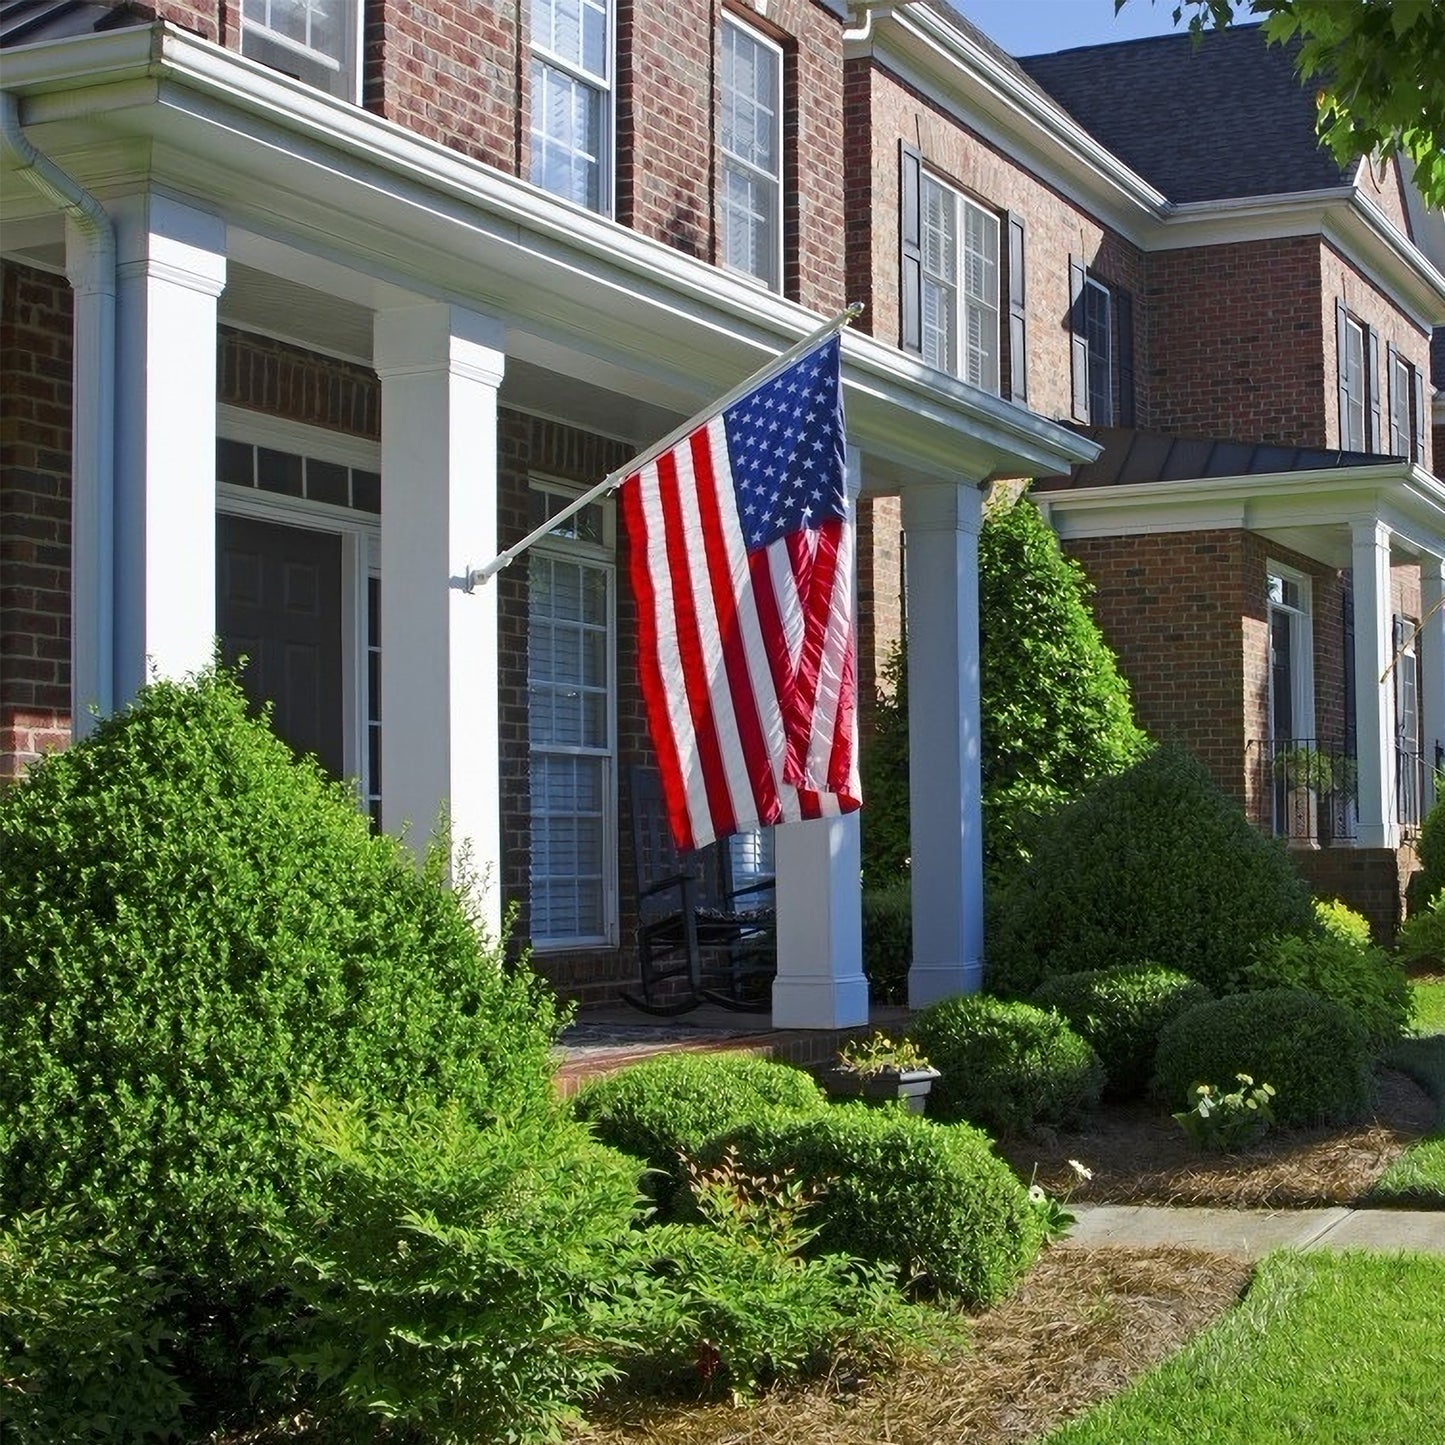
top-left (954, 0), bottom-right (1193, 58)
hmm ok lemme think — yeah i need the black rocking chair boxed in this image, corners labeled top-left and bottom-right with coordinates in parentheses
top-left (622, 767), bottom-right (776, 1015)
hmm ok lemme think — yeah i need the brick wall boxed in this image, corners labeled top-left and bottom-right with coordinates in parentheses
top-left (366, 0), bottom-right (520, 170)
top-left (0, 262), bottom-right (73, 781)
top-left (851, 61), bottom-right (1147, 427)
top-left (1147, 237), bottom-right (1325, 446)
top-left (855, 493), bottom-right (904, 738)
top-left (219, 328), bottom-right (379, 436)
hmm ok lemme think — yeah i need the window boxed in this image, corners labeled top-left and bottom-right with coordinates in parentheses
top-left (720, 18), bottom-right (783, 290)
top-left (1336, 302), bottom-right (1382, 452)
top-left (241, 0), bottom-right (360, 102)
top-left (1395, 614), bottom-right (1423, 827)
top-left (1388, 346), bottom-right (1428, 464)
top-left (1069, 257), bottom-right (1115, 424)
top-left (530, 0), bottom-right (612, 213)
top-left (528, 483), bottom-right (616, 947)
top-left (898, 147), bottom-right (1001, 392)
top-left (1266, 565), bottom-right (1315, 837)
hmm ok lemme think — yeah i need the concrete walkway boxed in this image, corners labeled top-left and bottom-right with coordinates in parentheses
top-left (1065, 1203), bottom-right (1445, 1259)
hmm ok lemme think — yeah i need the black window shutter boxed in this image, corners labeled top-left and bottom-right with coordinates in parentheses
top-left (1413, 363), bottom-right (1427, 465)
top-left (1365, 324), bottom-right (1382, 452)
top-left (1070, 255), bottom-right (1090, 423)
top-left (1007, 212), bottom-right (1027, 403)
top-left (1335, 299), bottom-right (1350, 445)
top-left (1116, 287), bottom-right (1136, 427)
top-left (1387, 343), bottom-right (1402, 455)
top-left (900, 142), bottom-right (923, 355)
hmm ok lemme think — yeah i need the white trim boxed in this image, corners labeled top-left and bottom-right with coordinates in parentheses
top-left (217, 403), bottom-right (380, 470)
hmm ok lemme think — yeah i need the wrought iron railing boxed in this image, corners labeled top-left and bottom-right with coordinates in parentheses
top-left (1245, 738), bottom-right (1358, 846)
top-left (1397, 744), bottom-right (1426, 833)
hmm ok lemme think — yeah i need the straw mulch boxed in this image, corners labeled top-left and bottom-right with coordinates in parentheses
top-left (998, 1065), bottom-right (1436, 1209)
top-left (576, 1246), bottom-right (1250, 1445)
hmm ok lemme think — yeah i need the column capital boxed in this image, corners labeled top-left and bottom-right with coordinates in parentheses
top-left (1351, 517), bottom-right (1392, 551)
top-left (901, 477), bottom-right (985, 536)
top-left (110, 192), bottom-right (226, 298)
top-left (373, 302), bottom-right (505, 387)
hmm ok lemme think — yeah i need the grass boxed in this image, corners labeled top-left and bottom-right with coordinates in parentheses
top-left (1041, 1251), bottom-right (1445, 1445)
top-left (1370, 973), bottom-right (1445, 1205)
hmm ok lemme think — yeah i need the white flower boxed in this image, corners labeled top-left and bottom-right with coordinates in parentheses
top-left (1068, 1159), bottom-right (1094, 1182)
top-left (1028, 1184), bottom-right (1048, 1205)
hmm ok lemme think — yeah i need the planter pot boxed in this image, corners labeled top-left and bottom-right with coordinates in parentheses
top-left (820, 1065), bottom-right (941, 1114)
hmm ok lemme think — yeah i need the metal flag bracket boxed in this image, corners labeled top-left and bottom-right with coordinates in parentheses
top-left (462, 302), bottom-right (864, 593)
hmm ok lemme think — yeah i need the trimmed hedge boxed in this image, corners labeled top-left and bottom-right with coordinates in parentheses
top-left (719, 1105), bottom-right (1043, 1306)
top-left (1153, 988), bottom-right (1374, 1128)
top-left (909, 995), bottom-right (1104, 1135)
top-left (1032, 965), bottom-right (1213, 1099)
top-left (572, 1052), bottom-right (828, 1210)
top-left (988, 746), bottom-right (1315, 998)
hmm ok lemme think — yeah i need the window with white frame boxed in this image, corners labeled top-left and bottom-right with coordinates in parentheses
top-left (241, 0), bottom-right (361, 101)
top-left (528, 483), bottom-right (616, 947)
top-left (1082, 273), bottom-right (1112, 424)
top-left (1388, 346), bottom-right (1427, 464)
top-left (1266, 564), bottom-right (1315, 838)
top-left (919, 174), bottom-right (1000, 392)
top-left (719, 17), bottom-right (783, 290)
top-left (530, 0), bottom-right (612, 213)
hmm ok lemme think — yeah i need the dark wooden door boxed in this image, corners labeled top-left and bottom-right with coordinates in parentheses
top-left (217, 513), bottom-right (344, 780)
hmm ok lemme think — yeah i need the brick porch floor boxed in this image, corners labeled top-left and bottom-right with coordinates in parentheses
top-left (555, 1002), bottom-right (914, 1096)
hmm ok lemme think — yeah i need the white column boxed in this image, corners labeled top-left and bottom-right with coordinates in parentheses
top-left (111, 193), bottom-right (226, 704)
top-left (902, 478), bottom-right (985, 1006)
top-left (64, 213), bottom-right (115, 734)
top-left (1419, 554), bottom-right (1445, 811)
top-left (1352, 519), bottom-right (1395, 849)
top-left (373, 302), bottom-right (505, 933)
top-left (771, 446), bottom-right (869, 1030)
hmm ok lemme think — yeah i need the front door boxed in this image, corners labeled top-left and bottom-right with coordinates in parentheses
top-left (217, 513), bottom-right (344, 780)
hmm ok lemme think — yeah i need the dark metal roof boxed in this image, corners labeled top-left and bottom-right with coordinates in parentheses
top-left (1016, 23), bottom-right (1354, 204)
top-left (1033, 426), bottom-right (1398, 491)
top-left (1, 0), bottom-right (144, 46)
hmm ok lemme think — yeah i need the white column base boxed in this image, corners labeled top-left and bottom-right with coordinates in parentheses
top-left (771, 812), bottom-right (869, 1030)
top-left (908, 957), bottom-right (984, 1009)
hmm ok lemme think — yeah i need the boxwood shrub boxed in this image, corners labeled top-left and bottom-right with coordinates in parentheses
top-left (909, 995), bottom-right (1104, 1135)
top-left (862, 882), bottom-right (912, 1004)
top-left (1244, 928), bottom-right (1412, 1051)
top-left (1153, 988), bottom-right (1374, 1127)
top-left (988, 746), bottom-right (1315, 998)
top-left (572, 1052), bottom-right (828, 1210)
top-left (718, 1105), bottom-right (1043, 1306)
top-left (0, 670), bottom-right (576, 1432)
top-left (1031, 965), bottom-right (1212, 1099)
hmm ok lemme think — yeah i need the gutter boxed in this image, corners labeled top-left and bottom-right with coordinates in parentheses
top-left (0, 90), bottom-right (114, 728)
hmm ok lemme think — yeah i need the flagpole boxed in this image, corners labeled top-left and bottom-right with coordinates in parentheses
top-left (464, 302), bottom-right (863, 591)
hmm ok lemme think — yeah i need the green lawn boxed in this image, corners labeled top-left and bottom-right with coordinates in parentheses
top-left (1042, 1251), bottom-right (1445, 1445)
top-left (1370, 975), bottom-right (1445, 1205)
top-left (1411, 975), bottom-right (1445, 1036)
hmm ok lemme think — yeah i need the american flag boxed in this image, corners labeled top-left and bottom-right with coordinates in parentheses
top-left (622, 333), bottom-right (861, 850)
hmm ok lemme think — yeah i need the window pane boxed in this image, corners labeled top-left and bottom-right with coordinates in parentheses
top-left (530, 59), bottom-right (604, 210)
top-left (719, 20), bottom-right (780, 287)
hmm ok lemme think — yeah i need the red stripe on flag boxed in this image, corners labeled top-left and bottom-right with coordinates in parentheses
top-left (783, 519), bottom-right (842, 786)
top-left (656, 444), bottom-right (737, 843)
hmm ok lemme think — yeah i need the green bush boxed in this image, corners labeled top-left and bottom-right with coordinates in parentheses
top-left (978, 491), bottom-right (1150, 874)
top-left (0, 1208), bottom-right (187, 1443)
top-left (1031, 965), bottom-right (1213, 1099)
top-left (863, 882), bottom-right (912, 1004)
top-left (265, 1090), bottom-right (643, 1445)
top-left (0, 670), bottom-right (566, 1421)
top-left (572, 1052), bottom-right (828, 1211)
top-left (615, 1148), bottom-right (909, 1398)
top-left (1245, 928), bottom-right (1412, 1051)
top-left (861, 640), bottom-right (912, 885)
top-left (909, 994), bottom-right (1104, 1135)
top-left (1153, 988), bottom-right (1374, 1128)
top-left (718, 1105), bottom-right (1042, 1305)
top-left (987, 745), bottom-right (1316, 998)
top-left (1316, 897), bottom-right (1375, 949)
top-left (1406, 788), bottom-right (1445, 914)
top-left (1399, 889), bottom-right (1445, 968)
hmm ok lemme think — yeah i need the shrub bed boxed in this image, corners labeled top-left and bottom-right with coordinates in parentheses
top-left (1153, 988), bottom-right (1374, 1128)
top-left (909, 995), bottom-right (1104, 1135)
top-left (572, 1052), bottom-right (828, 1211)
top-left (1032, 965), bottom-right (1212, 1099)
top-left (719, 1105), bottom-right (1043, 1306)
top-left (862, 883), bottom-right (912, 1004)
top-left (987, 746), bottom-right (1316, 998)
